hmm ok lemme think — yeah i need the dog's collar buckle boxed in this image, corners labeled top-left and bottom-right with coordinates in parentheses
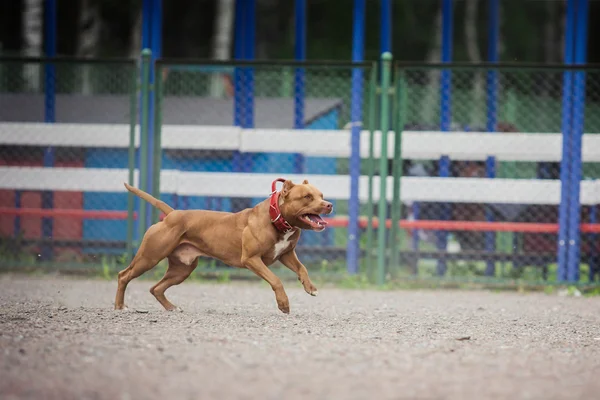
top-left (269, 178), bottom-right (296, 233)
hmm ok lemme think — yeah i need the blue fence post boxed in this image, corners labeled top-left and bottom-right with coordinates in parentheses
top-left (232, 0), bottom-right (247, 214)
top-left (380, 0), bottom-right (391, 53)
top-left (42, 0), bottom-right (57, 261)
top-left (233, 0), bottom-right (245, 129)
top-left (293, 0), bottom-right (306, 174)
top-left (566, 0), bottom-right (589, 282)
top-left (140, 0), bottom-right (162, 231)
top-left (484, 0), bottom-right (499, 277)
top-left (231, 0), bottom-right (255, 211)
top-left (437, 0), bottom-right (453, 276)
top-left (244, 0), bottom-right (255, 131)
top-left (347, 0), bottom-right (366, 275)
top-left (557, 0), bottom-right (577, 282)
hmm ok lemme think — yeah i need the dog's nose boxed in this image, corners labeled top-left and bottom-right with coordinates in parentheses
top-left (323, 201), bottom-right (333, 213)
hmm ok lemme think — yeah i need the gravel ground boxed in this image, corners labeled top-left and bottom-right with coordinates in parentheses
top-left (1, 274), bottom-right (599, 400)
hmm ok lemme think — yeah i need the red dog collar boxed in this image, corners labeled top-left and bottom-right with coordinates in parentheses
top-left (269, 178), bottom-right (296, 233)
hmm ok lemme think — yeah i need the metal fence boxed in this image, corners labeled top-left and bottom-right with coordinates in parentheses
top-left (0, 53), bottom-right (598, 285)
top-left (0, 57), bottom-right (138, 269)
top-left (152, 59), bottom-right (375, 272)
top-left (364, 59), bottom-right (600, 284)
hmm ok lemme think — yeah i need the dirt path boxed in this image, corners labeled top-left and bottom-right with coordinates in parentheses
top-left (1, 274), bottom-right (599, 400)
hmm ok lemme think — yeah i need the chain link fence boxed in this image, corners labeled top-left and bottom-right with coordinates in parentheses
top-left (1, 57), bottom-right (598, 284)
top-left (154, 61), bottom-right (374, 273)
top-left (0, 58), bottom-right (137, 269)
top-left (373, 64), bottom-right (600, 282)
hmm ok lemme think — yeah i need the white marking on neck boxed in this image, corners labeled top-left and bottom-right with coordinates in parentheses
top-left (273, 230), bottom-right (295, 259)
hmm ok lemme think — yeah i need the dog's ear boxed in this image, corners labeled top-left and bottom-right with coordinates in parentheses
top-left (302, 179), bottom-right (309, 184)
top-left (281, 180), bottom-right (295, 197)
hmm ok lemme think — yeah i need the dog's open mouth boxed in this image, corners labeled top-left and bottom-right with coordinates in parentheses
top-left (301, 214), bottom-right (328, 231)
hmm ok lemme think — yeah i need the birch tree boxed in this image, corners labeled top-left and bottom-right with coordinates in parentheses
top-left (130, 6), bottom-right (142, 59)
top-left (77, 0), bottom-right (102, 94)
top-left (464, 0), bottom-right (484, 126)
top-left (22, 0), bottom-right (43, 91)
top-left (421, 5), bottom-right (442, 125)
top-left (210, 0), bottom-right (235, 98)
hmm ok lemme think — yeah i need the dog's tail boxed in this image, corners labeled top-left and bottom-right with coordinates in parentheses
top-left (123, 182), bottom-right (174, 216)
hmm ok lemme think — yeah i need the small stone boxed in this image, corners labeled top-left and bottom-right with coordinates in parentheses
top-left (456, 336), bottom-right (471, 341)
top-left (18, 348), bottom-right (26, 355)
top-left (135, 309), bottom-right (149, 314)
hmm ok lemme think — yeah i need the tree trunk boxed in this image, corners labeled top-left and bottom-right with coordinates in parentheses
top-left (465, 0), bottom-right (483, 127)
top-left (77, 0), bottom-right (101, 95)
top-left (130, 7), bottom-right (142, 59)
top-left (22, 0), bottom-right (43, 91)
top-left (544, 0), bottom-right (558, 64)
top-left (421, 6), bottom-right (442, 125)
top-left (210, 0), bottom-right (235, 98)
top-left (540, 0), bottom-right (558, 127)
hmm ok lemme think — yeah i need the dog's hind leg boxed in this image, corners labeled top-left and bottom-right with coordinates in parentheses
top-left (150, 255), bottom-right (198, 311)
top-left (114, 222), bottom-right (182, 310)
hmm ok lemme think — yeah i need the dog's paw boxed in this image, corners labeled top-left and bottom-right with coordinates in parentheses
top-left (277, 298), bottom-right (290, 314)
top-left (303, 282), bottom-right (318, 297)
top-left (279, 305), bottom-right (290, 314)
top-left (114, 304), bottom-right (129, 311)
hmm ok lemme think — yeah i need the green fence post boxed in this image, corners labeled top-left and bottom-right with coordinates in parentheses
top-left (152, 62), bottom-right (163, 224)
top-left (503, 88), bottom-right (519, 274)
top-left (281, 67), bottom-right (292, 97)
top-left (138, 49), bottom-right (152, 234)
top-left (366, 64), bottom-right (378, 275)
top-left (377, 52), bottom-right (393, 285)
top-left (126, 62), bottom-right (138, 259)
top-left (389, 70), bottom-right (407, 274)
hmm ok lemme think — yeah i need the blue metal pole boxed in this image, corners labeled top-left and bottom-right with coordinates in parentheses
top-left (293, 0), bottom-right (306, 174)
top-left (231, 0), bottom-right (249, 214)
top-left (347, 0), bottom-right (366, 275)
top-left (244, 0), bottom-right (255, 130)
top-left (238, 0), bottom-right (255, 186)
top-left (144, 0), bottom-right (162, 231)
top-left (42, 0), bottom-right (57, 261)
top-left (484, 0), bottom-right (499, 277)
top-left (437, 0), bottom-right (453, 276)
top-left (138, 0), bottom-right (152, 236)
top-left (556, 0), bottom-right (576, 282)
top-left (294, 0), bottom-right (306, 130)
top-left (380, 0), bottom-right (392, 52)
top-left (233, 0), bottom-right (244, 128)
top-left (566, 0), bottom-right (589, 282)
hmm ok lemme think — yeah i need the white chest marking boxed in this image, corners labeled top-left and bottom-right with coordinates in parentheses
top-left (273, 230), bottom-right (295, 259)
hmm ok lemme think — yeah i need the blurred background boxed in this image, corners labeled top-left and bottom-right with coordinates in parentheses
top-left (2, 0), bottom-right (600, 63)
top-left (0, 0), bottom-right (598, 286)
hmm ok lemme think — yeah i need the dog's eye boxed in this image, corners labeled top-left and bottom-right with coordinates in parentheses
top-left (304, 195), bottom-right (312, 200)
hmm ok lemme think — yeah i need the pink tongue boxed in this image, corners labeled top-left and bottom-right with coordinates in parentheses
top-left (309, 215), bottom-right (327, 225)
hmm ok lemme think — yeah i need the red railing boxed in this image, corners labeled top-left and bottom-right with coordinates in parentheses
top-left (2, 207), bottom-right (599, 233)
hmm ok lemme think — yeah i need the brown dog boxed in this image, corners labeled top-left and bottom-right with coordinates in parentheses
top-left (114, 178), bottom-right (333, 314)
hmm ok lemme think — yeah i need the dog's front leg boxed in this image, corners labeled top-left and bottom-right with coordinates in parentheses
top-left (242, 255), bottom-right (290, 314)
top-left (279, 250), bottom-right (318, 296)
